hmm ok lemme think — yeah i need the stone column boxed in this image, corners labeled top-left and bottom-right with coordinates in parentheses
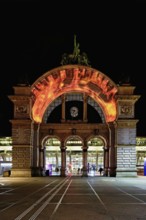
top-left (60, 141), bottom-right (66, 177)
top-left (83, 93), bottom-right (88, 122)
top-left (82, 144), bottom-right (88, 176)
top-left (103, 147), bottom-right (109, 176)
top-left (96, 152), bottom-right (98, 169)
top-left (56, 151), bottom-right (59, 168)
top-left (31, 123), bottom-right (41, 176)
top-left (39, 146), bottom-right (46, 176)
top-left (61, 94), bottom-right (66, 122)
top-left (69, 152), bottom-right (72, 164)
top-left (43, 147), bottom-right (46, 169)
top-left (107, 122), bottom-right (116, 177)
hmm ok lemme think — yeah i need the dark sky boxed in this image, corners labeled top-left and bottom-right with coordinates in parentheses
top-left (0, 0), bottom-right (146, 137)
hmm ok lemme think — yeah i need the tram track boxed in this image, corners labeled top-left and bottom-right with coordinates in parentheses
top-left (15, 177), bottom-right (108, 220)
top-left (1, 177), bottom-right (146, 220)
top-left (0, 180), bottom-right (39, 195)
top-left (0, 178), bottom-right (61, 213)
top-left (14, 177), bottom-right (71, 220)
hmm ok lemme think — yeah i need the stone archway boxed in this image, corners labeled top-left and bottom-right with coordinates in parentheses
top-left (87, 136), bottom-right (105, 176)
top-left (65, 135), bottom-right (83, 176)
top-left (41, 136), bottom-right (61, 176)
top-left (9, 64), bottom-right (140, 177)
top-left (31, 65), bottom-right (118, 124)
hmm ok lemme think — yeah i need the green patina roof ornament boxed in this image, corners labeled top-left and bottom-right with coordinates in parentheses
top-left (60, 35), bottom-right (91, 66)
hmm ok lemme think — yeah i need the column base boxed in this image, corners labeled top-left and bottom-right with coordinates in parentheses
top-left (116, 168), bottom-right (137, 177)
top-left (104, 168), bottom-right (109, 176)
top-left (60, 168), bottom-right (67, 177)
top-left (108, 167), bottom-right (116, 177)
top-left (82, 168), bottom-right (88, 177)
top-left (10, 168), bottom-right (32, 177)
top-left (31, 167), bottom-right (43, 177)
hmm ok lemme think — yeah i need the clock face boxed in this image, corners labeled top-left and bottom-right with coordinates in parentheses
top-left (70, 106), bottom-right (78, 117)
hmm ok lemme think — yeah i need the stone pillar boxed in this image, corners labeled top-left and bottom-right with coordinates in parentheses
top-left (31, 123), bottom-right (42, 176)
top-left (96, 152), bottom-right (98, 169)
top-left (10, 119), bottom-right (32, 177)
top-left (56, 151), bottom-right (59, 168)
top-left (82, 144), bottom-right (88, 176)
top-left (116, 120), bottom-right (138, 177)
top-left (83, 93), bottom-right (88, 122)
top-left (116, 85), bottom-right (140, 177)
top-left (69, 152), bottom-right (72, 164)
top-left (107, 122), bottom-right (116, 177)
top-left (103, 147), bottom-right (109, 176)
top-left (60, 141), bottom-right (66, 177)
top-left (43, 147), bottom-right (46, 169)
top-left (39, 147), bottom-right (45, 176)
top-left (8, 85), bottom-right (32, 177)
top-left (61, 94), bottom-right (66, 122)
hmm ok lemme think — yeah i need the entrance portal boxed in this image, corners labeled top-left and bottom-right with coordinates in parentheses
top-left (44, 136), bottom-right (105, 177)
top-left (66, 137), bottom-right (83, 176)
top-left (87, 137), bottom-right (104, 176)
top-left (45, 138), bottom-right (61, 176)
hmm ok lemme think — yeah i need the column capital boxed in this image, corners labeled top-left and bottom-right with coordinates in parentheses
top-left (60, 147), bottom-right (67, 152)
top-left (82, 147), bottom-right (88, 152)
top-left (60, 141), bottom-right (66, 151)
top-left (107, 121), bottom-right (116, 128)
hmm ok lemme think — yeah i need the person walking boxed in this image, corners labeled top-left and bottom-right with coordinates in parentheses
top-left (99, 167), bottom-right (103, 176)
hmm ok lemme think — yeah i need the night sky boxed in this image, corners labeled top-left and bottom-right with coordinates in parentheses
top-left (0, 0), bottom-right (146, 137)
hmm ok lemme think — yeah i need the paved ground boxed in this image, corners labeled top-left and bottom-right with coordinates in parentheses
top-left (0, 176), bottom-right (146, 220)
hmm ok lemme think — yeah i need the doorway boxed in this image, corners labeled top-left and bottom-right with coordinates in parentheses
top-left (66, 137), bottom-right (83, 176)
top-left (44, 136), bottom-right (104, 176)
top-left (87, 137), bottom-right (104, 176)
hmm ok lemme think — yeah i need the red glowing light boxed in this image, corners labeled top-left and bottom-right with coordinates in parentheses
top-left (31, 66), bottom-right (117, 123)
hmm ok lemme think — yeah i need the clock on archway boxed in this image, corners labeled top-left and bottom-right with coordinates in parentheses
top-left (70, 106), bottom-right (78, 118)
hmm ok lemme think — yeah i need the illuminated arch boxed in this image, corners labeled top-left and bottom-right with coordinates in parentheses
top-left (31, 65), bottom-right (118, 123)
top-left (87, 135), bottom-right (107, 149)
top-left (41, 135), bottom-right (61, 148)
top-left (65, 135), bottom-right (84, 146)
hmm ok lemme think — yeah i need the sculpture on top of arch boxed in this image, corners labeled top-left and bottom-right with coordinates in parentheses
top-left (31, 35), bottom-right (117, 123)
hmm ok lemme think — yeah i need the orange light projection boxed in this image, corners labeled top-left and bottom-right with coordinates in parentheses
top-left (31, 66), bottom-right (117, 123)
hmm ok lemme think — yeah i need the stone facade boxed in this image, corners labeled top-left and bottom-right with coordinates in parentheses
top-left (8, 65), bottom-right (140, 177)
top-left (116, 85), bottom-right (140, 176)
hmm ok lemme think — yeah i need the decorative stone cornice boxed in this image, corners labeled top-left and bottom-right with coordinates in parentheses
top-left (8, 96), bottom-right (30, 102)
top-left (117, 85), bottom-right (135, 95)
top-left (116, 95), bottom-right (140, 103)
top-left (13, 86), bottom-right (31, 95)
top-left (116, 119), bottom-right (139, 128)
top-left (10, 119), bottom-right (31, 125)
top-left (136, 137), bottom-right (146, 146)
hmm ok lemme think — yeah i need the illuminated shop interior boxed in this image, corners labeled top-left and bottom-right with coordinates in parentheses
top-left (1, 137), bottom-right (146, 176)
top-left (45, 137), bottom-right (104, 176)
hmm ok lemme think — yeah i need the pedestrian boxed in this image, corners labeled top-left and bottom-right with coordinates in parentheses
top-left (99, 167), bottom-right (103, 176)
